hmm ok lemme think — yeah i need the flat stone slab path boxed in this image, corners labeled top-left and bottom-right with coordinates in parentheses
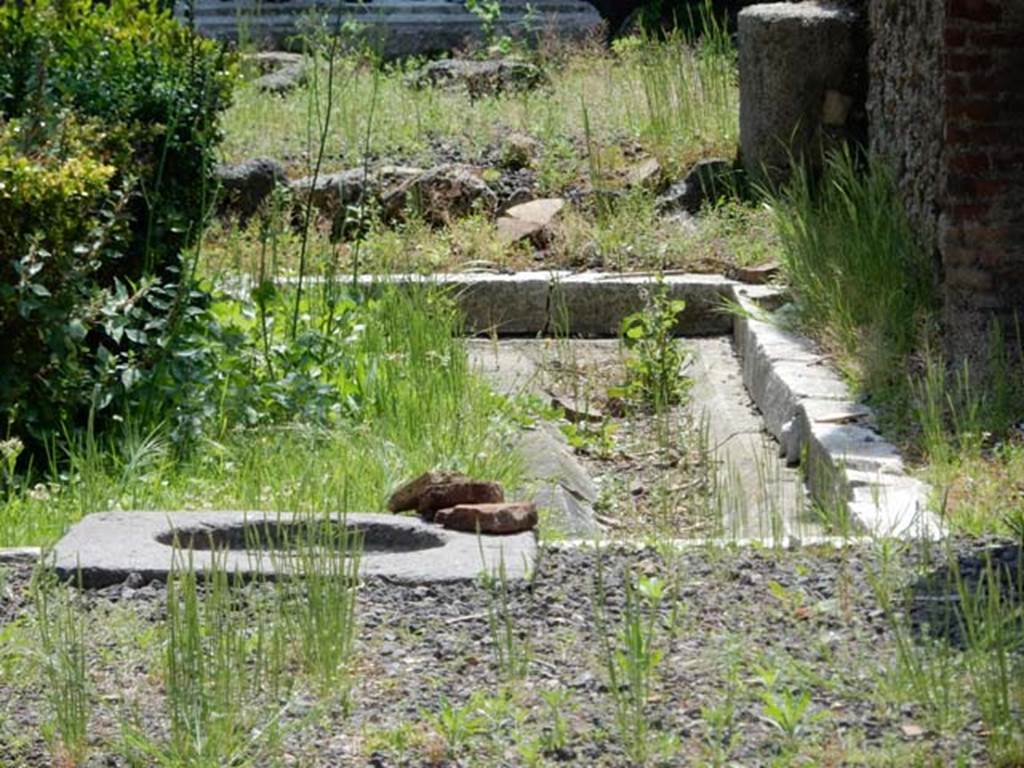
top-left (469, 338), bottom-right (822, 542)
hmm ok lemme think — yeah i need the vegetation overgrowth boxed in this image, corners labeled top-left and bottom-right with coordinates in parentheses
top-left (765, 149), bottom-right (1024, 535)
top-left (0, 3), bottom-right (1022, 767)
top-left (0, 0), bottom-right (233, 455)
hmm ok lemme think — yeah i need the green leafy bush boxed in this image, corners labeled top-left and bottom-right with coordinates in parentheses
top-left (0, 0), bottom-right (234, 456)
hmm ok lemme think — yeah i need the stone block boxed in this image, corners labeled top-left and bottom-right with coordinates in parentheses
top-left (739, 2), bottom-right (865, 181)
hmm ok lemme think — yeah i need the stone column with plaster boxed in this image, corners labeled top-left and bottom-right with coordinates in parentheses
top-left (738, 2), bottom-right (866, 182)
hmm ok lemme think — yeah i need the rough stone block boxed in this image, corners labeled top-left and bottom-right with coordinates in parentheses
top-left (739, 2), bottom-right (865, 181)
top-left (435, 502), bottom-right (538, 535)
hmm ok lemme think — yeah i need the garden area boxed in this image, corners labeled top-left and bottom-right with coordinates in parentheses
top-left (0, 0), bottom-right (1022, 765)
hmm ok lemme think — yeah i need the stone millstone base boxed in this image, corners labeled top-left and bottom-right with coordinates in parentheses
top-left (52, 511), bottom-right (536, 588)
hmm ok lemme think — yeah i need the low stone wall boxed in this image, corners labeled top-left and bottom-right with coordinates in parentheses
top-left (176, 0), bottom-right (603, 56)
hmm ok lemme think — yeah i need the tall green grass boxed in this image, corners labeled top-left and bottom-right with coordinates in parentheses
top-left (766, 148), bottom-right (937, 388)
top-left (222, 29), bottom-right (738, 175)
top-left (0, 287), bottom-right (522, 547)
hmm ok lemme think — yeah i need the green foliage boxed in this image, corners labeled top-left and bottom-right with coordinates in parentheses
top-left (767, 148), bottom-right (937, 395)
top-left (617, 282), bottom-right (691, 411)
top-left (594, 559), bottom-right (677, 765)
top-left (0, 0), bottom-right (234, 457)
top-left (0, 0), bottom-right (234, 273)
top-left (464, 0), bottom-right (506, 51)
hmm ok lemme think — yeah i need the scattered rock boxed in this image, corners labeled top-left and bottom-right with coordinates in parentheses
top-left (417, 482), bottom-right (505, 521)
top-left (388, 471), bottom-right (505, 521)
top-left (499, 132), bottom-right (540, 170)
top-left (496, 197), bottom-right (566, 245)
top-left (497, 216), bottom-right (545, 246)
top-left (248, 51), bottom-right (307, 94)
top-left (729, 261), bottom-right (781, 285)
top-left (505, 197), bottom-right (565, 226)
top-left (410, 58), bottom-right (547, 98)
top-left (214, 157), bottom-right (288, 222)
top-left (624, 156), bottom-right (664, 191)
top-left (291, 165), bottom-right (422, 230)
top-left (900, 723), bottom-right (925, 739)
top-left (435, 502), bottom-right (538, 534)
top-left (388, 470), bottom-right (469, 513)
top-left (656, 158), bottom-right (734, 215)
top-left (382, 163), bottom-right (498, 225)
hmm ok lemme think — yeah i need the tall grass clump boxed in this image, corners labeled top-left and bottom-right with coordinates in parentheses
top-left (264, 512), bottom-right (362, 703)
top-left (871, 540), bottom-right (1024, 767)
top-left (148, 552), bottom-right (272, 765)
top-left (767, 148), bottom-right (937, 393)
top-left (32, 570), bottom-right (90, 765)
top-left (631, 1), bottom-right (738, 159)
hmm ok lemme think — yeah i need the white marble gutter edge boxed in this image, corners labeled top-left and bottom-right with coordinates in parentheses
top-left (729, 285), bottom-right (944, 541)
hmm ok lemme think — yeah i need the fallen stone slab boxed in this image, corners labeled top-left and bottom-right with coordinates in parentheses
top-left (410, 58), bottom-right (547, 97)
top-left (513, 423), bottom-right (600, 538)
top-left (248, 51), bottom-right (307, 94)
top-left (52, 511), bottom-right (535, 587)
top-left (435, 502), bottom-right (538, 535)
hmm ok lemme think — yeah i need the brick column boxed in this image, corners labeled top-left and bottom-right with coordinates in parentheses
top-left (941, 0), bottom-right (1024, 365)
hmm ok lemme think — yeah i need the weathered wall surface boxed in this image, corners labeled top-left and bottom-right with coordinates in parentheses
top-left (867, 0), bottom-right (944, 258)
top-left (868, 0), bottom-right (1024, 363)
top-left (939, 0), bottom-right (1024, 360)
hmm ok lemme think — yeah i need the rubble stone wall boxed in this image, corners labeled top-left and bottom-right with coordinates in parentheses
top-left (868, 0), bottom-right (1024, 363)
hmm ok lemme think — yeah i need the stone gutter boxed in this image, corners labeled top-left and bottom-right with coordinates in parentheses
top-left (318, 270), bottom-right (940, 539)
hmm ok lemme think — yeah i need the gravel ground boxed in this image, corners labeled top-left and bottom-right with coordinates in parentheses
top-left (0, 540), bottom-right (1014, 766)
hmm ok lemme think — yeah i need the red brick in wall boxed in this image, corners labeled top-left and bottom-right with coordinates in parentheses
top-left (941, 0), bottom-right (1024, 363)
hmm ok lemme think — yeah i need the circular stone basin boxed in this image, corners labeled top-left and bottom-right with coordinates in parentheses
top-left (155, 519), bottom-right (444, 553)
top-left (52, 511), bottom-right (536, 586)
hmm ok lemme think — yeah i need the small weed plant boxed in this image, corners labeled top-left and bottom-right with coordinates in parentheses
top-left (616, 280), bottom-right (691, 412)
top-left (594, 556), bottom-right (676, 765)
top-left (480, 549), bottom-right (531, 681)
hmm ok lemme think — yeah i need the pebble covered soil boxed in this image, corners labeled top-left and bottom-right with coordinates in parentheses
top-left (0, 541), bottom-right (1015, 766)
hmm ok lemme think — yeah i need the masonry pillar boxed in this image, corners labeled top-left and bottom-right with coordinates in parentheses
top-left (940, 0), bottom-right (1024, 365)
top-left (738, 2), bottom-right (867, 182)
